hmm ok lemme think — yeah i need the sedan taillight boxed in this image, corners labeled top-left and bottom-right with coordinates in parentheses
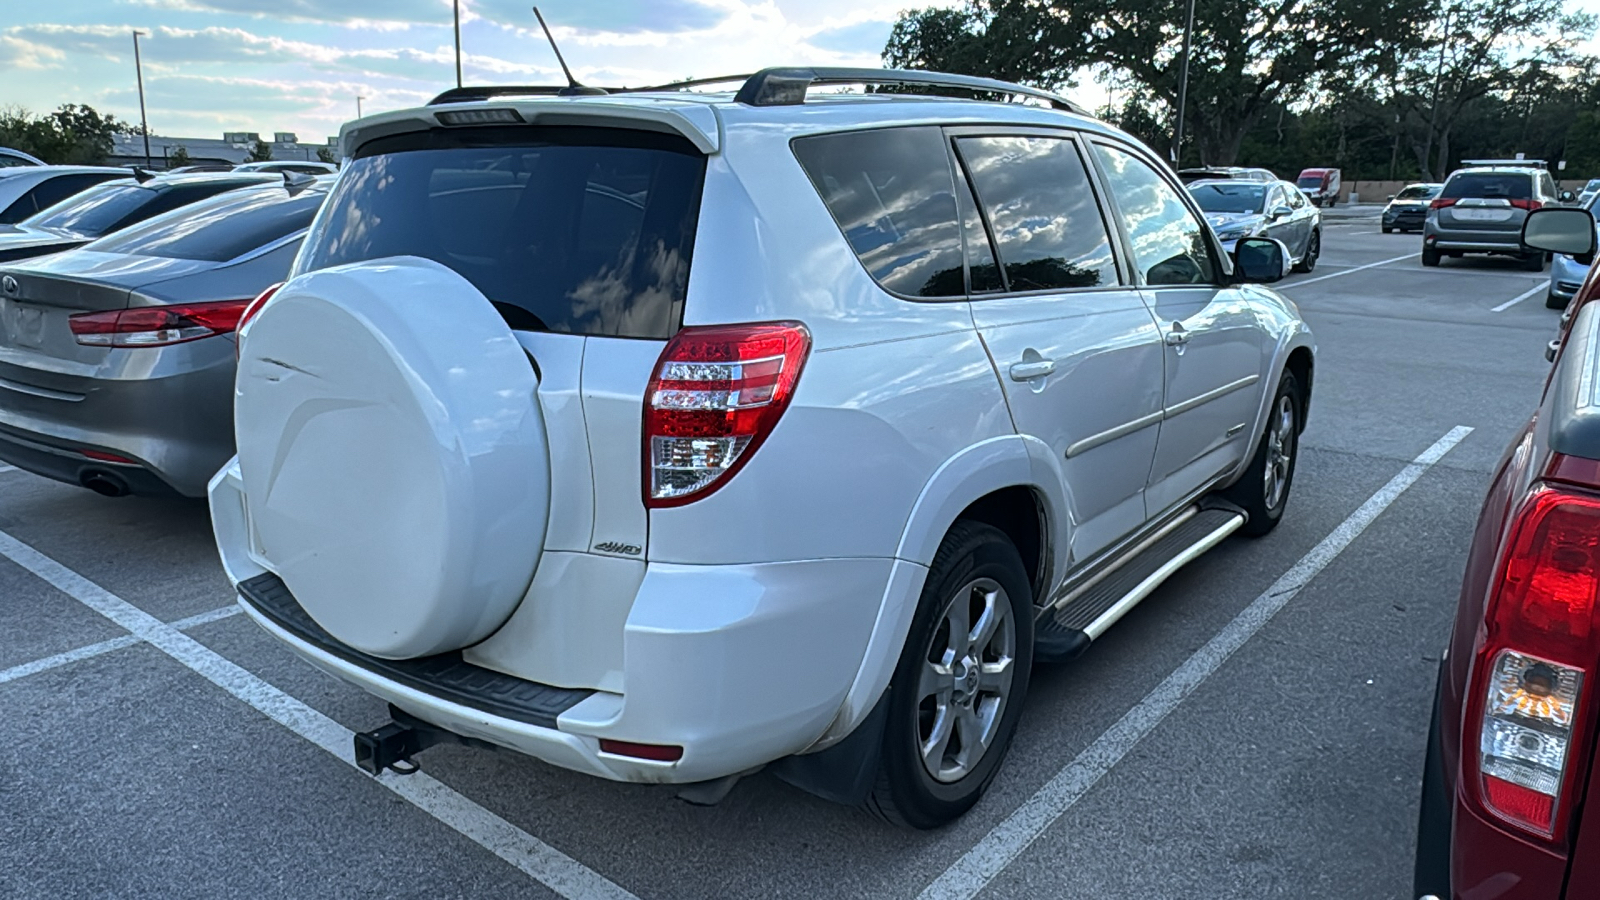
top-left (1468, 486), bottom-right (1600, 840)
top-left (70, 299), bottom-right (254, 348)
top-left (642, 321), bottom-right (810, 508)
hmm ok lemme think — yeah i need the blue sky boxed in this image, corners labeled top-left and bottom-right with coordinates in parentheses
top-left (4, 1), bottom-right (1598, 144)
top-left (1, 0), bottom-right (961, 142)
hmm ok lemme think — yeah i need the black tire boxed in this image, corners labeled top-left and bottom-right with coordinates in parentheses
top-left (1413, 673), bottom-right (1452, 899)
top-left (1223, 372), bottom-right (1300, 537)
top-left (1547, 290), bottom-right (1568, 310)
top-left (1292, 230), bottom-right (1320, 273)
top-left (1524, 252), bottom-right (1547, 272)
top-left (866, 521), bottom-right (1033, 829)
top-left (1382, 225), bottom-right (1393, 234)
top-left (1421, 245), bottom-right (1441, 267)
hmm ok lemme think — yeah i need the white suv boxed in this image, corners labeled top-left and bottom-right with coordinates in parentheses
top-left (210, 67), bottom-right (1315, 828)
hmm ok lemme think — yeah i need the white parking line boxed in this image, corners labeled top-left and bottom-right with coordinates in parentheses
top-left (0, 531), bottom-right (640, 900)
top-left (0, 605), bottom-right (241, 686)
top-left (1491, 283), bottom-right (1547, 313)
top-left (918, 425), bottom-right (1474, 900)
top-left (1282, 253), bottom-right (1415, 288)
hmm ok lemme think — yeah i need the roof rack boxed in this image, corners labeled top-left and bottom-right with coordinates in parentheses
top-left (1462, 158), bottom-right (1548, 169)
top-left (426, 67), bottom-right (1088, 116)
top-left (731, 67), bottom-right (1087, 115)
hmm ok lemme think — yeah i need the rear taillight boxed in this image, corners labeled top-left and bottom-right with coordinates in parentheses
top-left (642, 321), bottom-right (810, 508)
top-left (1511, 199), bottom-right (1545, 211)
top-left (1469, 486), bottom-right (1600, 839)
top-left (70, 299), bottom-right (254, 348)
top-left (1431, 198), bottom-right (1458, 210)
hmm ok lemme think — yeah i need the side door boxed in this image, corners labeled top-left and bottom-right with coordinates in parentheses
top-left (955, 130), bottom-right (1166, 563)
top-left (1086, 140), bottom-right (1270, 517)
top-left (1281, 185), bottom-right (1313, 258)
top-left (1260, 184), bottom-right (1295, 250)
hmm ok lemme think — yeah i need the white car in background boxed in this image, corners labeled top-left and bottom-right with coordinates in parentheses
top-left (0, 147), bottom-right (46, 168)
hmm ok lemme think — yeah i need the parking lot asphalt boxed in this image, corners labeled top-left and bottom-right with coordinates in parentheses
top-left (0, 207), bottom-right (1560, 899)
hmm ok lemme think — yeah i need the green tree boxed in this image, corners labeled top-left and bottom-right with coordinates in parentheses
top-left (247, 138), bottom-right (274, 162)
top-left (0, 103), bottom-right (129, 164)
top-left (316, 145), bottom-right (336, 165)
top-left (167, 145), bottom-right (191, 168)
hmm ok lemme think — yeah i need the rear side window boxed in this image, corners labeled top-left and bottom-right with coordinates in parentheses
top-left (300, 126), bottom-right (706, 339)
top-left (1442, 173), bottom-right (1532, 200)
top-left (88, 187), bottom-right (323, 262)
top-left (792, 126), bottom-right (965, 298)
top-left (2, 172), bottom-right (122, 223)
top-left (25, 182), bottom-right (148, 235)
top-left (955, 135), bottom-right (1118, 292)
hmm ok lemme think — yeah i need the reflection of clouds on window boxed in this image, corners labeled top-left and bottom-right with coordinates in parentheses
top-left (1092, 144), bottom-right (1215, 286)
top-left (793, 127), bottom-right (965, 297)
top-left (957, 135), bottom-right (1117, 291)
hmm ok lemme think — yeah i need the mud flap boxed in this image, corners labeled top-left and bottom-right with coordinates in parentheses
top-left (771, 691), bottom-right (890, 807)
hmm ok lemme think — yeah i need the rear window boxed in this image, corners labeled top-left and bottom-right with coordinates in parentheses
top-left (1442, 173), bottom-right (1532, 200)
top-left (87, 186), bottom-right (324, 262)
top-left (298, 126), bottom-right (706, 340)
top-left (791, 126), bottom-right (965, 298)
top-left (25, 182), bottom-right (151, 235)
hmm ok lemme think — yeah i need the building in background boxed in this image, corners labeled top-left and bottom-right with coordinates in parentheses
top-left (108, 132), bottom-right (338, 169)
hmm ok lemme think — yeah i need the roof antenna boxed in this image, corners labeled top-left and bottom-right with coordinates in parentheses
top-left (532, 7), bottom-right (607, 96)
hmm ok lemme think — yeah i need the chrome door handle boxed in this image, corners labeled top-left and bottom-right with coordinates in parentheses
top-left (1164, 323), bottom-right (1190, 346)
top-left (1009, 359), bottom-right (1056, 381)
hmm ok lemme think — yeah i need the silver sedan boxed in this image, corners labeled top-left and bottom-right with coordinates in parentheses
top-left (0, 177), bottom-right (331, 496)
top-left (1188, 179), bottom-right (1323, 273)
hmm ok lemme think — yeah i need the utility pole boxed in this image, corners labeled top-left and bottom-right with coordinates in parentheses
top-left (356, 95), bottom-right (366, 118)
top-left (1424, 8), bottom-right (1453, 181)
top-left (1172, 0), bottom-right (1197, 166)
top-left (453, 0), bottom-right (463, 88)
top-left (132, 30), bottom-right (151, 168)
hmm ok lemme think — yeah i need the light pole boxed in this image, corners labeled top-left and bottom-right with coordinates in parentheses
top-left (132, 30), bottom-right (152, 168)
top-left (356, 94), bottom-right (366, 118)
top-left (1172, 0), bottom-right (1197, 166)
top-left (453, 0), bottom-right (463, 88)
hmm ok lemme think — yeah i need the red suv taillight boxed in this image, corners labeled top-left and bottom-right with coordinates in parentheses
top-left (1431, 198), bottom-right (1458, 210)
top-left (1511, 199), bottom-right (1545, 211)
top-left (642, 321), bottom-right (810, 508)
top-left (70, 299), bottom-right (255, 348)
top-left (1468, 485), bottom-right (1600, 840)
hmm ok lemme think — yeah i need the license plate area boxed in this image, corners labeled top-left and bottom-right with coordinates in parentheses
top-left (1455, 208), bottom-right (1513, 222)
top-left (0, 298), bottom-right (47, 350)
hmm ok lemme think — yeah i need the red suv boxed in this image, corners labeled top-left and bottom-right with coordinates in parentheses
top-left (1415, 207), bottom-right (1600, 898)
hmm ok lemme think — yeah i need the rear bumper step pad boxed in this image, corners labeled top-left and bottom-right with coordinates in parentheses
top-left (237, 573), bottom-right (593, 729)
top-left (1035, 507), bottom-right (1245, 662)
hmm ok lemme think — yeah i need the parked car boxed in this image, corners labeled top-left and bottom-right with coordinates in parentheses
top-left (1414, 205), bottom-right (1600, 900)
top-left (1423, 164), bottom-right (1566, 269)
top-left (0, 171), bottom-right (278, 264)
top-left (1177, 165), bottom-right (1277, 184)
top-left (1579, 178), bottom-right (1600, 207)
top-left (234, 161), bottom-right (337, 175)
top-left (1296, 168), bottom-right (1342, 207)
top-left (0, 165), bottom-right (129, 226)
top-left (0, 177), bottom-right (332, 497)
top-left (1545, 192), bottom-right (1600, 309)
top-left (1188, 178), bottom-right (1322, 272)
top-left (0, 148), bottom-right (45, 168)
top-left (208, 67), bottom-right (1315, 828)
top-left (1382, 182), bottom-right (1443, 233)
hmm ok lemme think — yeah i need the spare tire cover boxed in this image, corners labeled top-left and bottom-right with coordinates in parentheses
top-left (236, 257), bottom-right (549, 659)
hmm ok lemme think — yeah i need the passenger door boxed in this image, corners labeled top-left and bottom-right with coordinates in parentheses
top-left (1087, 141), bottom-right (1270, 516)
top-left (1282, 186), bottom-right (1314, 258)
top-left (955, 131), bottom-right (1166, 563)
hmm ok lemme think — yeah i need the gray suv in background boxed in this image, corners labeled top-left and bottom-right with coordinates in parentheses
top-left (1423, 164), bottom-right (1562, 270)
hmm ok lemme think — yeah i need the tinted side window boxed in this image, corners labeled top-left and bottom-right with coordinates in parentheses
top-left (20, 173), bottom-right (120, 219)
top-left (135, 182), bottom-right (253, 223)
top-left (955, 135), bottom-right (1118, 292)
top-left (1287, 187), bottom-right (1307, 209)
top-left (954, 163), bottom-right (1003, 293)
top-left (792, 127), bottom-right (965, 298)
top-left (89, 187), bottom-right (324, 262)
top-left (1091, 143), bottom-right (1217, 287)
top-left (301, 126), bottom-right (705, 339)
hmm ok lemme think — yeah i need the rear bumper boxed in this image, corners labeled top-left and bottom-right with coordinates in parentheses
top-left (1425, 224), bottom-right (1527, 254)
top-left (210, 460), bottom-right (924, 784)
top-left (0, 427), bottom-right (180, 496)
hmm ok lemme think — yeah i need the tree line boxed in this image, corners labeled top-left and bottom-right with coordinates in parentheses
top-left (885, 0), bottom-right (1600, 181)
top-left (1, 104), bottom-right (338, 168)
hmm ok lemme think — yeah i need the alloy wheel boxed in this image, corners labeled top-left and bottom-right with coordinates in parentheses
top-left (1264, 394), bottom-right (1295, 510)
top-left (916, 577), bottom-right (1016, 783)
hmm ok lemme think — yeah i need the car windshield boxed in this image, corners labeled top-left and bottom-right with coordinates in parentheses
top-left (1441, 173), bottom-right (1532, 200)
top-left (87, 185), bottom-right (325, 262)
top-left (1190, 183), bottom-right (1266, 214)
top-left (23, 182), bottom-right (150, 236)
top-left (1296, 175), bottom-right (1323, 188)
top-left (299, 125), bottom-right (706, 340)
top-left (1396, 185), bottom-right (1439, 200)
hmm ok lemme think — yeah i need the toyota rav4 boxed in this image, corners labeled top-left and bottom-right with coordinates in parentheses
top-left (209, 67), bottom-right (1316, 828)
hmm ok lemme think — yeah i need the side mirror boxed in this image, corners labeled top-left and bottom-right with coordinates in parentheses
top-left (1560, 190), bottom-right (1577, 204)
top-left (1269, 205), bottom-right (1292, 221)
top-left (1523, 207), bottom-right (1597, 263)
top-left (1233, 237), bottom-right (1287, 284)
top-left (1387, 194), bottom-right (1396, 201)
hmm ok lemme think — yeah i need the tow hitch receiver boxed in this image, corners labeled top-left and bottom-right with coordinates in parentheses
top-left (353, 705), bottom-right (488, 775)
